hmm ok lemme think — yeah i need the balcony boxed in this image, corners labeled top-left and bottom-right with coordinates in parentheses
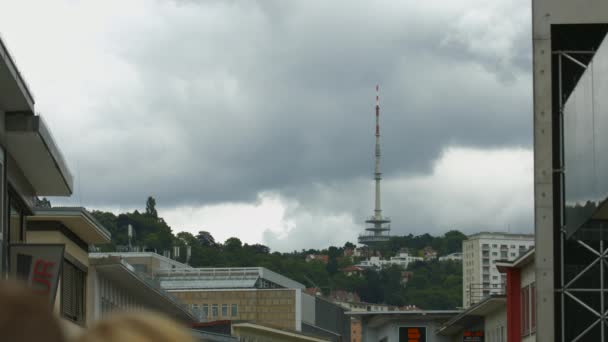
top-left (358, 234), bottom-right (390, 244)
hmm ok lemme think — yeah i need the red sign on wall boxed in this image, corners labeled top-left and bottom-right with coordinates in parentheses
top-left (9, 244), bottom-right (65, 306)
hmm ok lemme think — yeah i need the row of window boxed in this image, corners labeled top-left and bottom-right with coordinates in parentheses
top-left (522, 283), bottom-right (537, 336)
top-left (482, 244), bottom-right (530, 249)
top-left (191, 303), bottom-right (238, 319)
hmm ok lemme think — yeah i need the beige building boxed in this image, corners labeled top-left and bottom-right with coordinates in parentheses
top-left (156, 267), bottom-right (305, 331)
top-left (173, 288), bottom-right (299, 330)
top-left (27, 207), bottom-right (111, 337)
top-left (462, 232), bottom-right (534, 308)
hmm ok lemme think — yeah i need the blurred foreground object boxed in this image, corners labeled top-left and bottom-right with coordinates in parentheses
top-left (0, 280), bottom-right (65, 342)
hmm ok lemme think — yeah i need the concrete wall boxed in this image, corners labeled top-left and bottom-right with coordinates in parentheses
top-left (301, 293), bottom-right (315, 324)
top-left (484, 308), bottom-right (507, 342)
top-left (173, 288), bottom-right (297, 331)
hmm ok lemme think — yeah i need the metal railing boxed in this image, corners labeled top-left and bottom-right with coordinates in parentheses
top-left (467, 282), bottom-right (506, 306)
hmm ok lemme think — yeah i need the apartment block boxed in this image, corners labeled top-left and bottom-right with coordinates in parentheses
top-left (462, 232), bottom-right (534, 308)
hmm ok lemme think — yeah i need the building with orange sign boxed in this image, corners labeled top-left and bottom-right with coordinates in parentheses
top-left (346, 310), bottom-right (459, 342)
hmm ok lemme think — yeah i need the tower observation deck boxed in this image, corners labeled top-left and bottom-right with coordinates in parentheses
top-left (359, 85), bottom-right (391, 246)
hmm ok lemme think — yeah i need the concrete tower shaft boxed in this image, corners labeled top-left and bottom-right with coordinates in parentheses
top-left (374, 84), bottom-right (382, 219)
top-left (359, 85), bottom-right (391, 246)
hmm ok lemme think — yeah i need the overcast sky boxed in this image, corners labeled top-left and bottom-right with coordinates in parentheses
top-left (0, 0), bottom-right (533, 251)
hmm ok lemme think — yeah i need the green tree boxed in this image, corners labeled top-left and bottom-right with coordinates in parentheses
top-left (145, 196), bottom-right (158, 218)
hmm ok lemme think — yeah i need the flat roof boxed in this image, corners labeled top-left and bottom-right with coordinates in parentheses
top-left (6, 114), bottom-right (73, 195)
top-left (436, 296), bottom-right (506, 336)
top-left (156, 267), bottom-right (305, 290)
top-left (466, 232), bottom-right (534, 240)
top-left (346, 310), bottom-right (461, 316)
top-left (90, 251), bottom-right (191, 269)
top-left (348, 310), bottom-right (462, 330)
top-left (496, 248), bottom-right (535, 273)
top-left (232, 323), bottom-right (329, 342)
top-left (0, 34), bottom-right (34, 112)
top-left (29, 207), bottom-right (111, 244)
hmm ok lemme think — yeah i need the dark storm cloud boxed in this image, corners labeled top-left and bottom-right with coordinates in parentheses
top-left (27, 0), bottom-right (532, 210)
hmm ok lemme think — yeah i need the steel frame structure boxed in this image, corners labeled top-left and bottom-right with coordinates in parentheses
top-left (554, 49), bottom-right (608, 341)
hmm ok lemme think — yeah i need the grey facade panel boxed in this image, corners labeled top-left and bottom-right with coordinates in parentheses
top-left (314, 297), bottom-right (350, 342)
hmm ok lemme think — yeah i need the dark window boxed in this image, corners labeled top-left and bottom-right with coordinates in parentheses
top-left (231, 304), bottom-right (238, 317)
top-left (221, 303), bottom-right (228, 317)
top-left (61, 260), bottom-right (86, 325)
top-left (202, 304), bottom-right (209, 318)
top-left (521, 286), bottom-right (530, 336)
top-left (531, 283), bottom-right (536, 333)
top-left (8, 196), bottom-right (25, 243)
top-left (212, 304), bottom-right (218, 317)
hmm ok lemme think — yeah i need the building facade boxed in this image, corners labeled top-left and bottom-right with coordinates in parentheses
top-left (531, 1), bottom-right (608, 340)
top-left (497, 248), bottom-right (535, 342)
top-left (26, 207), bottom-right (110, 337)
top-left (0, 35), bottom-right (73, 274)
top-left (348, 310), bottom-right (460, 342)
top-left (88, 255), bottom-right (194, 323)
top-left (462, 233), bottom-right (534, 308)
top-left (156, 267), bottom-right (305, 331)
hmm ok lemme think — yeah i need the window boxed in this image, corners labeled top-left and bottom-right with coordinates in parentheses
top-left (202, 304), bottom-right (209, 318)
top-left (511, 245), bottom-right (516, 249)
top-left (491, 252), bottom-right (497, 256)
top-left (501, 251), bottom-right (508, 258)
top-left (192, 304), bottom-right (200, 320)
top-left (62, 260), bottom-right (86, 325)
top-left (522, 286), bottom-right (530, 336)
top-left (231, 304), bottom-right (238, 317)
top-left (8, 196), bottom-right (26, 243)
top-left (492, 244), bottom-right (497, 248)
top-left (493, 276), bottom-right (498, 280)
top-left (531, 283), bottom-right (536, 333)
top-left (212, 304), bottom-right (218, 318)
top-left (221, 303), bottom-right (228, 317)
top-left (511, 253), bottom-right (516, 257)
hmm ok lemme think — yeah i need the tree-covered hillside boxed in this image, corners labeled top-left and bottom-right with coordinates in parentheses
top-left (89, 197), bottom-right (464, 309)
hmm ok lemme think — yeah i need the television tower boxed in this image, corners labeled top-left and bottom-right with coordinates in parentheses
top-left (358, 85), bottom-right (391, 246)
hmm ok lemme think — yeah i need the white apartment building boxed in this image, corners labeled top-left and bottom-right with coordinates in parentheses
top-left (462, 232), bottom-right (534, 308)
top-left (438, 252), bottom-right (463, 262)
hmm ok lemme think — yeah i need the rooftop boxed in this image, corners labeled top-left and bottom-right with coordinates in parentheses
top-left (156, 267), bottom-right (305, 290)
top-left (0, 34), bottom-right (34, 112)
top-left (466, 232), bottom-right (535, 240)
top-left (90, 251), bottom-right (191, 270)
top-left (29, 207), bottom-right (111, 244)
top-left (436, 295), bottom-right (506, 336)
top-left (91, 256), bottom-right (195, 322)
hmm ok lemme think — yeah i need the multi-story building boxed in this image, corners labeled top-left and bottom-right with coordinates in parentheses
top-left (462, 232), bottom-right (534, 308)
top-left (0, 34), bottom-right (73, 275)
top-left (156, 267), bottom-right (305, 331)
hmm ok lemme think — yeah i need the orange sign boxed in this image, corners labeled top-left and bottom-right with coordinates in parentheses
top-left (398, 326), bottom-right (426, 342)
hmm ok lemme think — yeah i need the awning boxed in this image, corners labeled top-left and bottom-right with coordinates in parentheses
top-left (91, 256), bottom-right (195, 323)
top-left (6, 114), bottom-right (73, 196)
top-left (0, 36), bottom-right (35, 113)
top-left (29, 207), bottom-right (110, 245)
top-left (436, 296), bottom-right (506, 336)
